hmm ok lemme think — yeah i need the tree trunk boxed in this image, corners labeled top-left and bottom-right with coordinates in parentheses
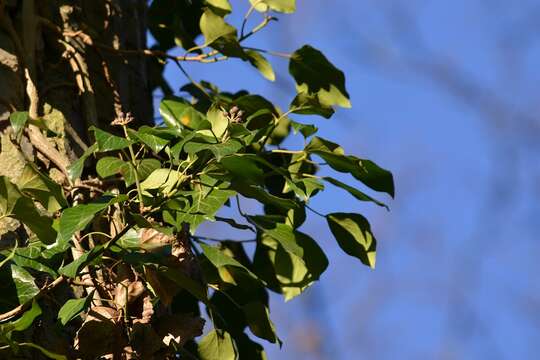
top-left (0, 0), bottom-right (153, 143)
top-left (0, 0), bottom-right (153, 247)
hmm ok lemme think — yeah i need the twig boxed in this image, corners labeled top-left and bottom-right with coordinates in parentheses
top-left (240, 0), bottom-right (265, 38)
top-left (37, 17), bottom-right (227, 64)
top-left (173, 59), bottom-right (211, 99)
top-left (239, 15), bottom-right (277, 42)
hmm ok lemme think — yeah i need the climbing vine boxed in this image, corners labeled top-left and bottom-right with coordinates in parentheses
top-left (0, 1), bottom-right (393, 358)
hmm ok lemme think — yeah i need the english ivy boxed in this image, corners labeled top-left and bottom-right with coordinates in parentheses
top-left (0, 1), bottom-right (393, 358)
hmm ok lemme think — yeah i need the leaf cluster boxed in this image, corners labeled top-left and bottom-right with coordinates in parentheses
top-left (0, 1), bottom-right (394, 358)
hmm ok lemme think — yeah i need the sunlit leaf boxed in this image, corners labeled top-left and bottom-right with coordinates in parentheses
top-left (201, 243), bottom-right (259, 281)
top-left (289, 45), bottom-right (350, 108)
top-left (92, 127), bottom-right (131, 151)
top-left (16, 164), bottom-right (67, 212)
top-left (290, 91), bottom-right (334, 119)
top-left (206, 0), bottom-right (232, 13)
top-left (160, 99), bottom-right (211, 130)
top-left (198, 329), bottom-right (237, 360)
top-left (57, 196), bottom-right (125, 245)
top-left (327, 212), bottom-right (377, 268)
top-left (184, 138), bottom-right (243, 161)
top-left (250, 0), bottom-right (296, 13)
top-left (9, 111), bottom-right (28, 139)
top-left (58, 291), bottom-right (94, 325)
top-left (174, 187), bottom-right (236, 232)
top-left (140, 168), bottom-right (185, 196)
top-left (246, 51), bottom-right (275, 81)
top-left (200, 9), bottom-right (236, 46)
top-left (0, 263), bottom-right (39, 310)
top-left (129, 127), bottom-right (170, 153)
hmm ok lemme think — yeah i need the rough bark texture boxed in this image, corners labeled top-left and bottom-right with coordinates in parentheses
top-left (0, 0), bottom-right (153, 240)
top-left (0, 0), bottom-right (153, 141)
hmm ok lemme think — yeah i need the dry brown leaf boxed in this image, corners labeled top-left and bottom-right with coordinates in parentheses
top-left (144, 265), bottom-right (179, 306)
top-left (74, 306), bottom-right (126, 359)
top-left (139, 227), bottom-right (174, 251)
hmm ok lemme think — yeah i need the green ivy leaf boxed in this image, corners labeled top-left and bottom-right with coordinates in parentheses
top-left (289, 45), bottom-right (350, 108)
top-left (250, 0), bottom-right (296, 13)
top-left (0, 176), bottom-right (23, 216)
top-left (12, 197), bottom-right (57, 244)
top-left (59, 245), bottom-right (102, 278)
top-left (160, 99), bottom-right (211, 130)
top-left (9, 300), bottom-right (42, 332)
top-left (16, 164), bottom-right (67, 213)
top-left (1, 175), bottom-right (57, 244)
top-left (128, 127), bottom-right (170, 153)
top-left (253, 231), bottom-right (328, 301)
top-left (198, 329), bottom-right (237, 360)
top-left (140, 168), bottom-right (185, 196)
top-left (96, 157), bottom-right (127, 178)
top-left (220, 155), bottom-right (264, 184)
top-left (68, 143), bottom-right (97, 182)
top-left (0, 263), bottom-right (39, 310)
top-left (0, 300), bottom-right (42, 336)
top-left (184, 139), bottom-right (243, 161)
top-left (174, 187), bottom-right (236, 232)
top-left (92, 127), bottom-right (131, 151)
top-left (9, 245), bottom-right (57, 276)
top-left (9, 111), bottom-right (28, 139)
top-left (231, 181), bottom-right (298, 210)
top-left (326, 212), bottom-right (377, 268)
top-left (207, 105), bottom-right (229, 138)
top-left (136, 159), bottom-right (162, 181)
top-left (57, 196), bottom-right (124, 245)
top-left (200, 9), bottom-right (237, 46)
top-left (58, 291), bottom-right (94, 325)
top-left (245, 51), bottom-right (275, 81)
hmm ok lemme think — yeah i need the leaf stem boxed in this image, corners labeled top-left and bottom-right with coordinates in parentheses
top-left (306, 204), bottom-right (326, 218)
top-left (122, 125), bottom-right (144, 212)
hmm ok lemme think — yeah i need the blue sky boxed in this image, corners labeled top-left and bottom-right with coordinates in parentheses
top-left (154, 1), bottom-right (540, 358)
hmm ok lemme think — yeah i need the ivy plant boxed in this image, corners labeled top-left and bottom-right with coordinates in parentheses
top-left (0, 0), bottom-right (393, 358)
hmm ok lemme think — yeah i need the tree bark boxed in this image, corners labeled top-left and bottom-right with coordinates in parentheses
top-left (0, 0), bottom-right (153, 145)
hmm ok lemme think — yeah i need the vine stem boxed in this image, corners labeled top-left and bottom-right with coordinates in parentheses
top-left (121, 124), bottom-right (144, 213)
top-left (0, 276), bottom-right (66, 322)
